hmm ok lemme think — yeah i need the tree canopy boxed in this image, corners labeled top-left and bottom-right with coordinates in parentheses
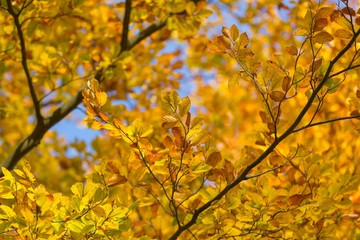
top-left (0, 0), bottom-right (360, 239)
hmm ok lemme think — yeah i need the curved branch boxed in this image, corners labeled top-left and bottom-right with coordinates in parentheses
top-left (120, 0), bottom-right (132, 52)
top-left (6, 0), bottom-right (42, 121)
top-left (1, 17), bottom-right (168, 175)
top-left (169, 28), bottom-right (360, 240)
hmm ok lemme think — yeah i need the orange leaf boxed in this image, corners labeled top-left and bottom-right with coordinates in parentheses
top-left (206, 150), bottom-right (222, 167)
top-left (341, 7), bottom-right (356, 16)
top-left (314, 18), bottom-right (328, 31)
top-left (107, 174), bottom-right (127, 187)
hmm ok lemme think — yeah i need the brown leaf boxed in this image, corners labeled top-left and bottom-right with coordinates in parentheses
top-left (216, 35), bottom-right (231, 50)
top-left (312, 58), bottom-right (322, 72)
top-left (107, 174), bottom-right (127, 187)
top-left (315, 7), bottom-right (334, 19)
top-left (206, 151), bottom-right (222, 167)
top-left (288, 193), bottom-right (307, 206)
top-left (285, 45), bottom-right (298, 55)
top-left (313, 31), bottom-right (334, 44)
top-left (269, 90), bottom-right (285, 102)
top-left (341, 7), bottom-right (356, 16)
top-left (356, 17), bottom-right (360, 26)
top-left (357, 89), bottom-right (360, 98)
top-left (314, 18), bottom-right (328, 31)
top-left (282, 76), bottom-right (292, 91)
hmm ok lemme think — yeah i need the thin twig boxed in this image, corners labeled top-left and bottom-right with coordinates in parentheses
top-left (293, 114), bottom-right (360, 133)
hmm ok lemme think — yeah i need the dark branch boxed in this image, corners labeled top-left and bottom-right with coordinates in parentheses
top-left (120, 0), bottom-right (132, 52)
top-left (1, 17), bottom-right (168, 175)
top-left (6, 0), bottom-right (42, 121)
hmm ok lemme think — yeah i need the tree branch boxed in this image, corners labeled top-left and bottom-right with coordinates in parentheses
top-left (120, 0), bottom-right (132, 52)
top-left (293, 114), bottom-right (360, 133)
top-left (169, 28), bottom-right (360, 240)
top-left (6, 0), bottom-right (42, 121)
top-left (1, 17), bottom-right (168, 175)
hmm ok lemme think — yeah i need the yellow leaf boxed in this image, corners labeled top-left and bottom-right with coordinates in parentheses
top-left (230, 24), bottom-right (239, 41)
top-left (95, 91), bottom-right (107, 107)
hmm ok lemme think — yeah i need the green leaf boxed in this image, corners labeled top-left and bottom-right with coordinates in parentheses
top-left (67, 219), bottom-right (85, 233)
top-left (71, 182), bottom-right (84, 197)
top-left (191, 163), bottom-right (212, 174)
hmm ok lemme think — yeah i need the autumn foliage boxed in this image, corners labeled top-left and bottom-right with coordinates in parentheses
top-left (1, 0), bottom-right (360, 239)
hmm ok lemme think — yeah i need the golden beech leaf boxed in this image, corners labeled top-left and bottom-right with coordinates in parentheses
top-left (315, 7), bottom-right (334, 19)
top-left (282, 76), bottom-right (292, 91)
top-left (259, 111), bottom-right (270, 123)
top-left (269, 90), bottom-right (285, 102)
top-left (333, 29), bottom-right (353, 39)
top-left (313, 31), bottom-right (334, 44)
top-left (207, 41), bottom-right (225, 53)
top-left (172, 127), bottom-right (184, 148)
top-left (314, 18), bottom-right (328, 32)
top-left (216, 35), bottom-right (231, 50)
top-left (107, 174), bottom-right (127, 187)
top-left (221, 26), bottom-right (230, 38)
top-left (178, 97), bottom-right (191, 117)
top-left (163, 135), bottom-right (175, 149)
top-left (330, 10), bottom-right (341, 22)
top-left (95, 91), bottom-right (107, 107)
top-left (288, 193), bottom-right (307, 206)
top-left (285, 45), bottom-right (298, 55)
top-left (236, 32), bottom-right (249, 49)
top-left (230, 24), bottom-right (239, 41)
top-left (161, 115), bottom-right (178, 129)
